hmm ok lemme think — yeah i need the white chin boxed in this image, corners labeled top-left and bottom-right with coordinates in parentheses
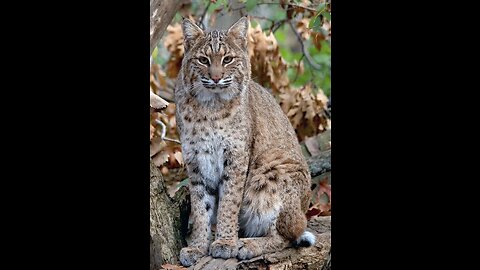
top-left (208, 87), bottom-right (224, 93)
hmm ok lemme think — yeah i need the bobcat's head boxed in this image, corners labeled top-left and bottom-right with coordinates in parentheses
top-left (181, 17), bottom-right (250, 104)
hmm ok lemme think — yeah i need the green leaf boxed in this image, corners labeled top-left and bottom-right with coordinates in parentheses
top-left (322, 11), bottom-right (331, 21)
top-left (245, 0), bottom-right (257, 11)
top-left (309, 14), bottom-right (319, 29)
top-left (318, 2), bottom-right (326, 12)
top-left (177, 178), bottom-right (190, 188)
top-left (309, 3), bottom-right (326, 29)
top-left (152, 46), bottom-right (158, 59)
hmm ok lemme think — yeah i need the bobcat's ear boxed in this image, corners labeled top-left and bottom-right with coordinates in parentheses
top-left (182, 18), bottom-right (204, 52)
top-left (227, 16), bottom-right (249, 50)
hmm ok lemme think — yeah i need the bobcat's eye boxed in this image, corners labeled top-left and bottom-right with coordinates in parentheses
top-left (198, 57), bottom-right (210, 65)
top-left (223, 56), bottom-right (233, 64)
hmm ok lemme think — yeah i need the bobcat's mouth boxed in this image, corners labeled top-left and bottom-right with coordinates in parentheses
top-left (200, 76), bottom-right (233, 91)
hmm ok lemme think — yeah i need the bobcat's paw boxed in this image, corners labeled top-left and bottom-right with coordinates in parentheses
top-left (209, 239), bottom-right (239, 259)
top-left (179, 246), bottom-right (206, 267)
top-left (237, 240), bottom-right (259, 260)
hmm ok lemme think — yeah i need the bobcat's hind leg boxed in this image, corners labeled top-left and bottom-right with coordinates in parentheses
top-left (237, 224), bottom-right (290, 260)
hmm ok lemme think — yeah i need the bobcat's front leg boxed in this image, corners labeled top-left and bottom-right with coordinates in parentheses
top-left (209, 152), bottom-right (248, 259)
top-left (179, 175), bottom-right (215, 266)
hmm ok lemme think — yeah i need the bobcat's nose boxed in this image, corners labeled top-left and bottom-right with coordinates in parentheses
top-left (211, 75), bottom-right (221, 83)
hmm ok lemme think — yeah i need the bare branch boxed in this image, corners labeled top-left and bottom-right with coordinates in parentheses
top-left (155, 119), bottom-right (167, 139)
top-left (288, 21), bottom-right (322, 70)
top-left (198, 1), bottom-right (211, 30)
top-left (293, 54), bottom-right (305, 83)
top-left (257, 2), bottom-right (317, 12)
top-left (231, 2), bottom-right (317, 12)
top-left (250, 15), bottom-right (275, 23)
top-left (271, 18), bottom-right (288, 33)
top-left (150, 0), bottom-right (189, 55)
top-left (155, 119), bottom-right (182, 144)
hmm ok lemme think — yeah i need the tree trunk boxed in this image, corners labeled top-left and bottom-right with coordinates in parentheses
top-left (150, 160), bottom-right (185, 268)
top-left (150, 0), bottom-right (188, 55)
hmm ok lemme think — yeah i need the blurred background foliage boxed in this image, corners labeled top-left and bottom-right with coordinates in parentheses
top-left (150, 0), bottom-right (331, 215)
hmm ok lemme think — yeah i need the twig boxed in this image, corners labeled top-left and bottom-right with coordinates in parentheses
top-left (198, 1), bottom-right (211, 30)
top-left (250, 15), bottom-right (275, 22)
top-left (231, 2), bottom-right (317, 12)
top-left (251, 15), bottom-right (280, 32)
top-left (293, 54), bottom-right (305, 83)
top-left (155, 119), bottom-right (181, 144)
top-left (257, 2), bottom-right (317, 12)
top-left (288, 21), bottom-right (322, 70)
top-left (155, 119), bottom-right (167, 139)
top-left (271, 19), bottom-right (287, 33)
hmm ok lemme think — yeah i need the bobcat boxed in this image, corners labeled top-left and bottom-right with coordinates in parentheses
top-left (175, 16), bottom-right (315, 267)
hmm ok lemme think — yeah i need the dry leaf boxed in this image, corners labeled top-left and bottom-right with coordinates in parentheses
top-left (173, 151), bottom-right (184, 166)
top-left (161, 166), bottom-right (169, 175)
top-left (150, 137), bottom-right (166, 157)
top-left (297, 18), bottom-right (312, 40)
top-left (163, 23), bottom-right (184, 78)
top-left (150, 90), bottom-right (169, 110)
top-left (152, 151), bottom-right (169, 166)
top-left (309, 175), bottom-right (331, 217)
top-left (150, 124), bottom-right (155, 140)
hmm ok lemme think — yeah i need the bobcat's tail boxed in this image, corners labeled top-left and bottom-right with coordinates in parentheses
top-left (292, 231), bottom-right (316, 247)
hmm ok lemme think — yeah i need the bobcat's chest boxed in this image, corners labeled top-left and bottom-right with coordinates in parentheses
top-left (182, 121), bottom-right (229, 187)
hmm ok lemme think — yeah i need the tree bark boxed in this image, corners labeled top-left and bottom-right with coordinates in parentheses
top-left (150, 160), bottom-right (190, 269)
